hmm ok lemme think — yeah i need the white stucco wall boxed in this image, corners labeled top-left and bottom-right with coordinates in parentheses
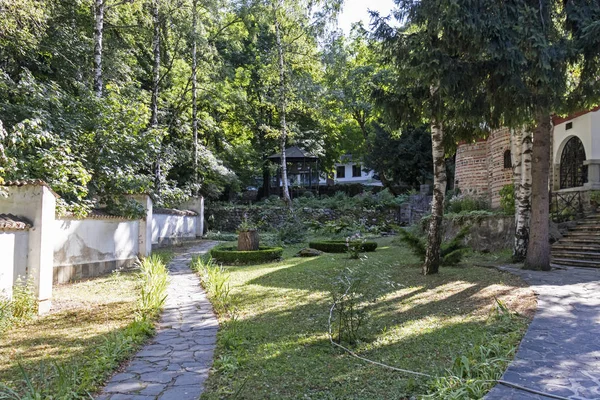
top-left (0, 233), bottom-right (15, 298)
top-left (54, 218), bottom-right (139, 267)
top-left (151, 214), bottom-right (197, 245)
top-left (553, 112), bottom-right (594, 162)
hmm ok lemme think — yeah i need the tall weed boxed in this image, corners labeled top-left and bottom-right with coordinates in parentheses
top-left (191, 255), bottom-right (235, 316)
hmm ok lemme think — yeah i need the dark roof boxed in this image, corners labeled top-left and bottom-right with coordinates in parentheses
top-left (268, 146), bottom-right (318, 161)
top-left (154, 208), bottom-right (198, 216)
top-left (0, 214), bottom-right (32, 230)
top-left (3, 179), bottom-right (60, 198)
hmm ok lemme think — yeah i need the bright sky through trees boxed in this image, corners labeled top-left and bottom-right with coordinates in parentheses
top-left (337, 0), bottom-right (395, 33)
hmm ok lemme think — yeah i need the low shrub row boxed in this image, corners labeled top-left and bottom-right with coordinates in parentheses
top-left (211, 246), bottom-right (283, 264)
top-left (308, 240), bottom-right (378, 253)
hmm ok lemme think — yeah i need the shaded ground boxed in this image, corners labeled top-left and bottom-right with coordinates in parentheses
top-left (0, 272), bottom-right (140, 390)
top-left (201, 238), bottom-right (536, 399)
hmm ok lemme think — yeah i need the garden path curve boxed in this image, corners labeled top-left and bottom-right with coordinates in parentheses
top-left (97, 241), bottom-right (219, 400)
top-left (486, 266), bottom-right (600, 400)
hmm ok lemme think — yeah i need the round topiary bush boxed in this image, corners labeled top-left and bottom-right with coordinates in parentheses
top-left (210, 246), bottom-right (283, 264)
top-left (308, 240), bottom-right (378, 253)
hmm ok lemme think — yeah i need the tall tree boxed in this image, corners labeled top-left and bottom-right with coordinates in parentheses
top-left (273, 0), bottom-right (292, 207)
top-left (374, 1), bottom-right (488, 274)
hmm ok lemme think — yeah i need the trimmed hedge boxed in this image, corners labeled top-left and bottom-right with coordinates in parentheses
top-left (308, 240), bottom-right (378, 253)
top-left (210, 246), bottom-right (283, 264)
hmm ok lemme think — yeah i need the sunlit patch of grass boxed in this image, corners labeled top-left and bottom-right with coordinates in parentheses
top-left (0, 254), bottom-right (171, 398)
top-left (200, 238), bottom-right (535, 399)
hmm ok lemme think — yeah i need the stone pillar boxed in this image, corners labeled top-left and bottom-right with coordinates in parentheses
top-left (584, 160), bottom-right (600, 190)
top-left (0, 183), bottom-right (57, 314)
top-left (134, 194), bottom-right (153, 258)
top-left (179, 196), bottom-right (204, 237)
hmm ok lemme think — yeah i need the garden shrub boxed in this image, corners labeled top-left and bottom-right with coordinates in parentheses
top-left (210, 246), bottom-right (283, 264)
top-left (308, 240), bottom-right (378, 253)
top-left (446, 193), bottom-right (490, 214)
top-left (397, 226), bottom-right (470, 266)
top-left (277, 215), bottom-right (307, 244)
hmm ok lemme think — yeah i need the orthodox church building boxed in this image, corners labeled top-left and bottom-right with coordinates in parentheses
top-left (454, 107), bottom-right (600, 208)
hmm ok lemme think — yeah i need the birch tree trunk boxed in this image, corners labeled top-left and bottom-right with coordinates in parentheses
top-left (423, 118), bottom-right (446, 275)
top-left (274, 6), bottom-right (292, 208)
top-left (191, 0), bottom-right (198, 191)
top-left (524, 109), bottom-right (551, 270)
top-left (93, 0), bottom-right (104, 97)
top-left (151, 0), bottom-right (161, 194)
top-left (514, 129), bottom-right (532, 261)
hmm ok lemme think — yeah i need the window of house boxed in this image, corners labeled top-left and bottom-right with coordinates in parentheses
top-left (336, 165), bottom-right (346, 179)
top-left (503, 150), bottom-right (512, 169)
top-left (352, 164), bottom-right (362, 177)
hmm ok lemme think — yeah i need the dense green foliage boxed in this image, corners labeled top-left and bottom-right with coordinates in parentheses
top-left (210, 245), bottom-right (283, 264)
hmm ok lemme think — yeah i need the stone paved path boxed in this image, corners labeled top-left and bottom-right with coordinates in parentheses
top-left (97, 241), bottom-right (219, 400)
top-left (486, 266), bottom-right (600, 400)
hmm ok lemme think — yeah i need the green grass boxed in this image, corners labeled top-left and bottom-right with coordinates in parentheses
top-left (200, 238), bottom-right (534, 399)
top-left (0, 256), bottom-right (170, 398)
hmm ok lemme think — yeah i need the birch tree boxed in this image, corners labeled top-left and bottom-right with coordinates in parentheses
top-left (374, 1), bottom-right (489, 274)
top-left (511, 128), bottom-right (532, 262)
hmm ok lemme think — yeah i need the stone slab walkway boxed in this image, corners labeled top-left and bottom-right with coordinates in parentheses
top-left (97, 241), bottom-right (219, 400)
top-left (486, 266), bottom-right (600, 400)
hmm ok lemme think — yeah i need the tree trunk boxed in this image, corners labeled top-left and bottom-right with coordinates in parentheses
top-left (514, 129), bottom-right (532, 262)
top-left (151, 0), bottom-right (161, 194)
top-left (524, 110), bottom-right (551, 270)
top-left (191, 0), bottom-right (198, 192)
top-left (93, 0), bottom-right (104, 97)
top-left (238, 230), bottom-right (259, 251)
top-left (274, 5), bottom-right (292, 209)
top-left (423, 118), bottom-right (446, 275)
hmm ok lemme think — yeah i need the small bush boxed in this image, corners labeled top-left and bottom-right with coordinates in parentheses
top-left (210, 246), bottom-right (283, 264)
top-left (330, 275), bottom-right (371, 345)
top-left (308, 240), bottom-right (378, 253)
top-left (204, 231), bottom-right (239, 242)
top-left (397, 227), bottom-right (470, 266)
top-left (277, 215), bottom-right (307, 244)
top-left (0, 277), bottom-right (37, 333)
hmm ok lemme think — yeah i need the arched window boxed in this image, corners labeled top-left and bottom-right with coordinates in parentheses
top-left (503, 150), bottom-right (512, 169)
top-left (560, 136), bottom-right (587, 189)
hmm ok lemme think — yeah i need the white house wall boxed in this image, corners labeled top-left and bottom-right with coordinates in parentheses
top-left (553, 112), bottom-right (593, 162)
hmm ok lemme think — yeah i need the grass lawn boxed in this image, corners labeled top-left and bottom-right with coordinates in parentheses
top-left (0, 250), bottom-right (173, 397)
top-left (201, 238), bottom-right (535, 399)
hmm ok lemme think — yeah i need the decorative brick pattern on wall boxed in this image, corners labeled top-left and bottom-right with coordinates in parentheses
top-left (454, 139), bottom-right (490, 196)
top-left (455, 128), bottom-right (513, 209)
top-left (488, 128), bottom-right (513, 208)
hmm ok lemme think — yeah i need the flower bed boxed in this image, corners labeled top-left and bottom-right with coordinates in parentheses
top-left (210, 246), bottom-right (283, 264)
top-left (308, 240), bottom-right (378, 253)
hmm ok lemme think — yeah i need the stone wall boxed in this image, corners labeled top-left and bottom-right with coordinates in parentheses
top-left (454, 128), bottom-right (512, 208)
top-left (53, 218), bottom-right (141, 284)
top-left (419, 215), bottom-right (515, 252)
top-left (206, 205), bottom-right (399, 232)
top-left (454, 139), bottom-right (489, 197)
top-left (152, 213), bottom-right (198, 246)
